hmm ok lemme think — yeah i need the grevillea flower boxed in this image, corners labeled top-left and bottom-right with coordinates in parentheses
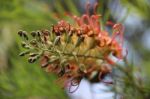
top-left (18, 2), bottom-right (125, 93)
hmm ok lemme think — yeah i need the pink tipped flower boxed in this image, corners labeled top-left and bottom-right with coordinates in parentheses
top-left (18, 2), bottom-right (126, 93)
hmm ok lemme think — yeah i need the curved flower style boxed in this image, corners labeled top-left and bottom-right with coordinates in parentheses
top-left (18, 2), bottom-right (124, 93)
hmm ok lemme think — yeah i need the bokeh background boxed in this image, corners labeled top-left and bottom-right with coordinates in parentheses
top-left (0, 0), bottom-right (150, 99)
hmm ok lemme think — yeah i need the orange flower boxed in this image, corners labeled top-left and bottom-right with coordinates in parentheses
top-left (18, 2), bottom-right (126, 92)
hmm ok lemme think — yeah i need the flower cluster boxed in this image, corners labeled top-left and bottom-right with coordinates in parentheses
top-left (18, 2), bottom-right (124, 92)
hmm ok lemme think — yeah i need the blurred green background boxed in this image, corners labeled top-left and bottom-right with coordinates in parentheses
top-left (0, 0), bottom-right (150, 99)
